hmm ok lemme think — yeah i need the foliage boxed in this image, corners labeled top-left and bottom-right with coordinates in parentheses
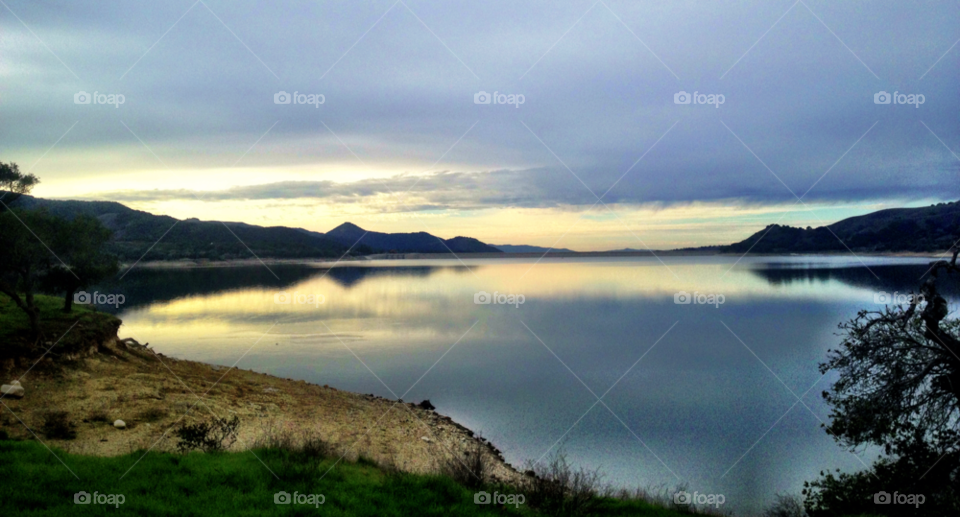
top-left (0, 208), bottom-right (65, 337)
top-left (175, 415), bottom-right (240, 453)
top-left (0, 161), bottom-right (38, 210)
top-left (523, 451), bottom-right (602, 516)
top-left (40, 213), bottom-right (119, 312)
top-left (805, 250), bottom-right (960, 515)
top-left (441, 438), bottom-right (490, 490)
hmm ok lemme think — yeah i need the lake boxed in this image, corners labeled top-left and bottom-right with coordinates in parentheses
top-left (96, 255), bottom-right (959, 515)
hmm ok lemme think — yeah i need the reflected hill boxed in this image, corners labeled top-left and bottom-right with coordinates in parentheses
top-left (748, 263), bottom-right (960, 296)
top-left (88, 265), bottom-right (474, 312)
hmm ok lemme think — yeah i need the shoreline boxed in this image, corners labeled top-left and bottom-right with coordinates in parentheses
top-left (1, 332), bottom-right (524, 484)
top-left (126, 250), bottom-right (951, 269)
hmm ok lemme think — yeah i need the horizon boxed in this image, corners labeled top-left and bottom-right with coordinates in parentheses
top-left (4, 2), bottom-right (958, 251)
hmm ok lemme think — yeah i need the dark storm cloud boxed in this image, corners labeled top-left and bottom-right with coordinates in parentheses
top-left (3, 0), bottom-right (958, 206)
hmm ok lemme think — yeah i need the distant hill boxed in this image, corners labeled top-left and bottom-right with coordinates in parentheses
top-left (11, 195), bottom-right (357, 261)
top-left (327, 222), bottom-right (501, 253)
top-left (722, 201), bottom-right (960, 253)
top-left (493, 244), bottom-right (575, 253)
top-left (7, 196), bottom-right (502, 260)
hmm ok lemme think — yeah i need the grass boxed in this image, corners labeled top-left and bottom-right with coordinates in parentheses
top-left (0, 292), bottom-right (120, 359)
top-left (0, 293), bottom-right (94, 338)
top-left (0, 438), bottom-right (695, 516)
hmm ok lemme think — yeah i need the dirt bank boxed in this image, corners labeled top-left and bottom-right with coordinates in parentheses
top-left (0, 335), bottom-right (522, 484)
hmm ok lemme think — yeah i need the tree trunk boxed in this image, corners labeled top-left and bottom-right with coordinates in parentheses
top-left (63, 286), bottom-right (75, 313)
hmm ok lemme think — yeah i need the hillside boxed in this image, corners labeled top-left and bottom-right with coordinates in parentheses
top-left (327, 222), bottom-right (501, 253)
top-left (723, 201), bottom-right (960, 253)
top-left (11, 195), bottom-right (358, 261)
top-left (7, 196), bottom-right (503, 260)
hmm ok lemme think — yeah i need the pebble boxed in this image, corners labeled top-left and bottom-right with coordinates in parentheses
top-left (113, 420), bottom-right (126, 429)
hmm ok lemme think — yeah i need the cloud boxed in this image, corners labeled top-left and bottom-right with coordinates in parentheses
top-left (3, 0), bottom-right (959, 209)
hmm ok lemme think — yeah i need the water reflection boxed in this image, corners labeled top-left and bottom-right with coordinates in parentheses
top-left (109, 256), bottom-right (948, 515)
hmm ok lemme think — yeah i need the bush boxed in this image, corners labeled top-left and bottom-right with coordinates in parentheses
top-left (175, 416), bottom-right (239, 453)
top-left (765, 493), bottom-right (806, 517)
top-left (441, 438), bottom-right (489, 490)
top-left (524, 451), bottom-right (601, 516)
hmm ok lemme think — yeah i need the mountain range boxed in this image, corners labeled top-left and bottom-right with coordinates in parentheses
top-left (8, 195), bottom-right (959, 259)
top-left (9, 195), bottom-right (500, 261)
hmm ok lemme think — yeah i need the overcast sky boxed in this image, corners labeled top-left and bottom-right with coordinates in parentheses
top-left (2, 0), bottom-right (958, 250)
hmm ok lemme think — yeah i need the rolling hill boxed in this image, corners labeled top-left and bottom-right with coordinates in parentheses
top-left (7, 196), bottom-right (502, 260)
top-left (722, 201), bottom-right (960, 253)
top-left (327, 222), bottom-right (501, 253)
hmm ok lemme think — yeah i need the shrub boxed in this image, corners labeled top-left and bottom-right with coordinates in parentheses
top-left (765, 493), bottom-right (806, 517)
top-left (175, 415), bottom-right (239, 453)
top-left (441, 438), bottom-right (489, 490)
top-left (40, 410), bottom-right (77, 440)
top-left (524, 451), bottom-right (601, 516)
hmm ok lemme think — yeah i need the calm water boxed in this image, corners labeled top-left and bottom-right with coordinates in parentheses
top-left (97, 256), bottom-right (958, 515)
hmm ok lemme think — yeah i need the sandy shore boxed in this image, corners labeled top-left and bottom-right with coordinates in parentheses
top-left (0, 336), bottom-right (523, 484)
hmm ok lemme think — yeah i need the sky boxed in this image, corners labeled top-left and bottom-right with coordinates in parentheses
top-left (2, 0), bottom-right (958, 251)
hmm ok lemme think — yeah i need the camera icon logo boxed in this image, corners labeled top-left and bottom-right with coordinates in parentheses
top-left (874, 491), bottom-right (891, 504)
top-left (874, 91), bottom-right (891, 104)
top-left (274, 491), bottom-right (291, 504)
top-left (474, 291), bottom-right (491, 304)
top-left (674, 491), bottom-right (692, 504)
top-left (474, 491), bottom-right (491, 504)
top-left (474, 91), bottom-right (491, 104)
top-left (74, 91), bottom-right (91, 104)
top-left (674, 291), bottom-right (691, 304)
top-left (74, 291), bottom-right (92, 304)
top-left (674, 91), bottom-right (691, 104)
top-left (74, 491), bottom-right (92, 504)
top-left (873, 292), bottom-right (889, 304)
top-left (274, 91), bottom-right (291, 104)
top-left (274, 292), bottom-right (291, 304)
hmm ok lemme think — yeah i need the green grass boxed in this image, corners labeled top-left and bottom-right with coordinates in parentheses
top-left (0, 293), bottom-right (119, 355)
top-left (0, 439), bottom-right (694, 516)
top-left (0, 293), bottom-right (89, 335)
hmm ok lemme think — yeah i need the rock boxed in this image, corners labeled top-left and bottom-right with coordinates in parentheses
top-left (417, 399), bottom-right (435, 410)
top-left (1, 383), bottom-right (24, 398)
top-left (113, 420), bottom-right (126, 429)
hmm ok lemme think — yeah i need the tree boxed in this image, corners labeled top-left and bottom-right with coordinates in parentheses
top-left (804, 247), bottom-right (960, 515)
top-left (0, 208), bottom-right (60, 338)
top-left (0, 161), bottom-right (39, 211)
top-left (43, 215), bottom-right (119, 312)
